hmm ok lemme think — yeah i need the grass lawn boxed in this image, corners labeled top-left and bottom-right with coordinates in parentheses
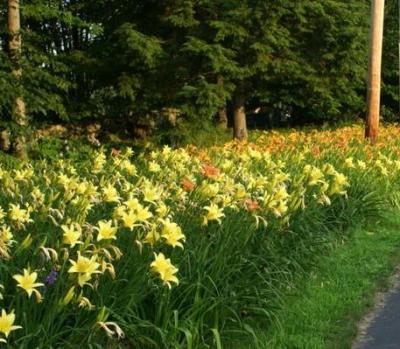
top-left (236, 213), bottom-right (400, 349)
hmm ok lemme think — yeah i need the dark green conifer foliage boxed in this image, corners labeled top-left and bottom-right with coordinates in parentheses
top-left (381, 0), bottom-right (399, 120)
top-left (0, 0), bottom-right (398, 129)
top-left (0, 0), bottom-right (95, 121)
top-left (261, 1), bottom-right (370, 121)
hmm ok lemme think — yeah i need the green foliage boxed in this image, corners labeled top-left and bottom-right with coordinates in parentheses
top-left (0, 1), bottom-right (398, 130)
top-left (152, 118), bottom-right (231, 147)
top-left (0, 0), bottom-right (98, 121)
top-left (0, 51), bottom-right (15, 120)
top-left (28, 136), bottom-right (95, 164)
top-left (0, 126), bottom-right (399, 347)
top-left (177, 78), bottom-right (232, 120)
top-left (381, 0), bottom-right (399, 121)
top-left (93, 23), bottom-right (164, 119)
top-left (256, 1), bottom-right (369, 121)
top-left (245, 213), bottom-right (400, 349)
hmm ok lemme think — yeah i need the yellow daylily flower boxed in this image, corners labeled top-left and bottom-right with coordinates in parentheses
top-left (93, 152), bottom-right (106, 173)
top-left (202, 203), bottom-right (225, 225)
top-left (31, 187), bottom-right (45, 205)
top-left (13, 268), bottom-right (44, 300)
top-left (102, 184), bottom-right (120, 203)
top-left (95, 220), bottom-right (118, 241)
top-left (329, 172), bottom-right (349, 196)
top-left (344, 157), bottom-right (355, 168)
top-left (148, 161), bottom-right (161, 173)
top-left (68, 253), bottom-right (101, 286)
top-left (113, 205), bottom-right (127, 219)
top-left (273, 186), bottom-right (290, 201)
top-left (69, 253), bottom-right (100, 274)
top-left (121, 160), bottom-right (137, 176)
top-left (357, 160), bottom-right (366, 170)
top-left (161, 219), bottom-right (185, 248)
top-left (156, 202), bottom-right (170, 218)
top-left (150, 253), bottom-right (179, 288)
top-left (0, 309), bottom-right (21, 338)
top-left (199, 183), bottom-right (220, 199)
top-left (124, 197), bottom-right (140, 211)
top-left (58, 173), bottom-right (70, 186)
top-left (307, 167), bottom-right (324, 186)
top-left (121, 210), bottom-right (138, 230)
top-left (144, 228), bottom-right (160, 245)
top-left (234, 184), bottom-right (247, 200)
top-left (8, 204), bottom-right (31, 224)
top-left (0, 226), bottom-right (13, 245)
top-left (136, 205), bottom-right (153, 222)
top-left (273, 200), bottom-right (288, 217)
top-left (62, 223), bottom-right (82, 247)
top-left (143, 186), bottom-right (161, 203)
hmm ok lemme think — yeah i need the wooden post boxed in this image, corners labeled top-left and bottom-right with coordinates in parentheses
top-left (365, 0), bottom-right (385, 142)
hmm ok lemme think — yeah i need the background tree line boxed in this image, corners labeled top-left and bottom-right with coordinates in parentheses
top-left (0, 0), bottom-right (399, 144)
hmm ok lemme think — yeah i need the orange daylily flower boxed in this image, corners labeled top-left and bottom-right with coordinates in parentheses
top-left (201, 164), bottom-right (220, 178)
top-left (181, 179), bottom-right (195, 192)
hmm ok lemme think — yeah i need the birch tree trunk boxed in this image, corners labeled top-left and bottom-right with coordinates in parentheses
top-left (8, 0), bottom-right (27, 159)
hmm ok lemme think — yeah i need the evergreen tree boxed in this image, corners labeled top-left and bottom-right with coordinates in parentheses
top-left (381, 0), bottom-right (399, 120)
top-left (160, 0), bottom-right (371, 137)
top-left (0, 0), bottom-right (398, 137)
top-left (0, 0), bottom-right (95, 121)
top-left (164, 0), bottom-right (294, 140)
top-left (258, 1), bottom-right (369, 123)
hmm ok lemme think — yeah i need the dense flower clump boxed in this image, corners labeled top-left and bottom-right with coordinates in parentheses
top-left (0, 124), bottom-right (400, 346)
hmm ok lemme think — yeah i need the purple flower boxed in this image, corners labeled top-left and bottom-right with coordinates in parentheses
top-left (45, 269), bottom-right (58, 286)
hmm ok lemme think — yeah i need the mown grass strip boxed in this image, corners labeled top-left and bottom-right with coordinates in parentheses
top-left (237, 213), bottom-right (400, 349)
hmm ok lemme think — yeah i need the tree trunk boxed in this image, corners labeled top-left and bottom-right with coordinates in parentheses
top-left (8, 0), bottom-right (26, 126)
top-left (8, 0), bottom-right (27, 159)
top-left (233, 84), bottom-right (248, 141)
top-left (217, 76), bottom-right (228, 128)
top-left (218, 106), bottom-right (228, 129)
